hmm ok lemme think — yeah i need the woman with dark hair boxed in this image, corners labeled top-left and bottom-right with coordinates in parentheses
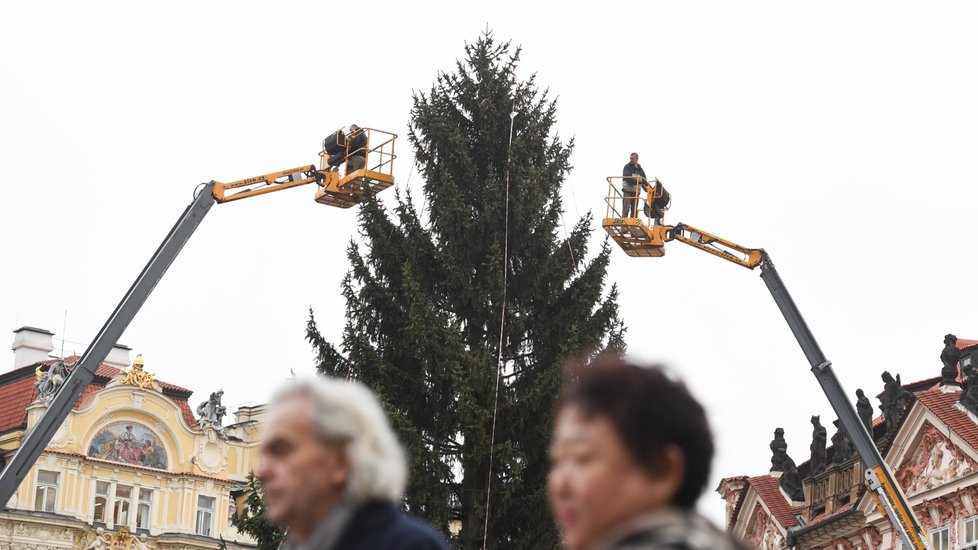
top-left (548, 356), bottom-right (746, 550)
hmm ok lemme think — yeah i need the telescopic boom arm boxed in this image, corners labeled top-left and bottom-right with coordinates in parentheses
top-left (0, 127), bottom-right (397, 509)
top-left (662, 222), bottom-right (928, 550)
top-left (0, 183), bottom-right (217, 506)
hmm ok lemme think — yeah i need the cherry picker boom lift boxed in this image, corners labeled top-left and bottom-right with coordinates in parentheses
top-left (0, 126), bottom-right (397, 507)
top-left (602, 176), bottom-right (929, 550)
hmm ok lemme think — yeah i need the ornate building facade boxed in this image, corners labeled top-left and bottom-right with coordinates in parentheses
top-left (718, 335), bottom-right (978, 550)
top-left (0, 326), bottom-right (265, 549)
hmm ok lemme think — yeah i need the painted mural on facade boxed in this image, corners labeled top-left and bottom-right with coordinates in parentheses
top-left (87, 422), bottom-right (167, 469)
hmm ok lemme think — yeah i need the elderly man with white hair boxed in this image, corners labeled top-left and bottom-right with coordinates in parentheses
top-left (258, 377), bottom-right (449, 550)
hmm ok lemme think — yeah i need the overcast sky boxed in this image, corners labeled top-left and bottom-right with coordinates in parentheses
top-left (3, 0), bottom-right (977, 528)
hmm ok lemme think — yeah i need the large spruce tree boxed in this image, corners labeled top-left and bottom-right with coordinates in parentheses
top-left (306, 33), bottom-right (624, 549)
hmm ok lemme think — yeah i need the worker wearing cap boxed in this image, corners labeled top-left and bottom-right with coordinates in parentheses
top-left (621, 152), bottom-right (647, 218)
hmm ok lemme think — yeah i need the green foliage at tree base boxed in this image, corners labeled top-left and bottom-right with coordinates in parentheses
top-left (219, 472), bottom-right (284, 550)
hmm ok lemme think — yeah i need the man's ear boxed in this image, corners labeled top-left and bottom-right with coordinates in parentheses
top-left (326, 441), bottom-right (353, 486)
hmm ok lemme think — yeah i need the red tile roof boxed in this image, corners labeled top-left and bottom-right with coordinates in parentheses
top-left (915, 387), bottom-right (978, 451)
top-left (0, 357), bottom-right (197, 433)
top-left (805, 502), bottom-right (856, 527)
top-left (178, 400), bottom-right (199, 429)
top-left (747, 475), bottom-right (804, 529)
top-left (0, 372), bottom-right (39, 434)
top-left (958, 339), bottom-right (978, 350)
top-left (800, 502), bottom-right (857, 531)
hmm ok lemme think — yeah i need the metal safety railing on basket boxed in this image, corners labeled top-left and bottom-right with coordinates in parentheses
top-left (319, 127), bottom-right (397, 181)
top-left (605, 176), bottom-right (662, 224)
top-left (314, 127), bottom-right (398, 208)
top-left (364, 128), bottom-right (396, 177)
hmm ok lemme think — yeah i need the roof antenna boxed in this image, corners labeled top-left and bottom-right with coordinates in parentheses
top-left (60, 310), bottom-right (67, 360)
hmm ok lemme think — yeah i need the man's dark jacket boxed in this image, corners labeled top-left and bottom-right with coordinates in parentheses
top-left (622, 162), bottom-right (647, 189)
top-left (334, 501), bottom-right (449, 550)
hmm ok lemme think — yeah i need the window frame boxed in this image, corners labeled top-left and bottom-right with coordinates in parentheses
top-left (196, 495), bottom-right (216, 537)
top-left (93, 480), bottom-right (110, 523)
top-left (136, 488), bottom-right (153, 530)
top-left (113, 484), bottom-right (133, 527)
top-left (930, 525), bottom-right (950, 550)
top-left (963, 515), bottom-right (978, 549)
top-left (33, 470), bottom-right (59, 512)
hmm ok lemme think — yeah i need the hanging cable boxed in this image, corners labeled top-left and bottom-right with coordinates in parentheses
top-left (560, 208), bottom-right (577, 268)
top-left (567, 174), bottom-right (582, 221)
top-left (482, 77), bottom-right (519, 550)
top-left (383, 162), bottom-right (418, 242)
top-left (561, 173), bottom-right (581, 267)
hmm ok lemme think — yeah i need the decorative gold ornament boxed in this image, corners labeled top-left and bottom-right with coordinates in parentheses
top-left (110, 526), bottom-right (135, 549)
top-left (121, 354), bottom-right (156, 390)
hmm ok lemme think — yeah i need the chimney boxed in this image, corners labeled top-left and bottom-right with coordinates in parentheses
top-left (11, 326), bottom-right (55, 369)
top-left (234, 404), bottom-right (268, 425)
top-left (104, 344), bottom-right (132, 370)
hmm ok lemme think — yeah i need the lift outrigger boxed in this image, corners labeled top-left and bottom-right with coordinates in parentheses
top-left (0, 126), bottom-right (397, 507)
top-left (602, 178), bottom-right (929, 549)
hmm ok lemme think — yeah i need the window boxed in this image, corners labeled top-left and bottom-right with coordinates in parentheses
top-left (93, 481), bottom-right (110, 523)
top-left (34, 470), bottom-right (59, 512)
top-left (92, 481), bottom-right (152, 530)
top-left (136, 488), bottom-right (153, 530)
top-left (931, 525), bottom-right (950, 550)
top-left (964, 516), bottom-right (978, 549)
top-left (196, 495), bottom-right (215, 536)
top-left (114, 485), bottom-right (133, 526)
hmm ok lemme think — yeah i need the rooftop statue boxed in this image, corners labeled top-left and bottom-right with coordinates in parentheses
top-left (961, 364), bottom-right (978, 415)
top-left (34, 359), bottom-right (68, 402)
top-left (831, 419), bottom-right (853, 464)
top-left (941, 334), bottom-right (962, 386)
top-left (770, 428), bottom-right (789, 472)
top-left (809, 415), bottom-right (827, 475)
top-left (856, 388), bottom-right (873, 435)
top-left (779, 454), bottom-right (804, 502)
top-left (880, 370), bottom-right (913, 432)
top-left (121, 354), bottom-right (156, 390)
top-left (197, 389), bottom-right (227, 434)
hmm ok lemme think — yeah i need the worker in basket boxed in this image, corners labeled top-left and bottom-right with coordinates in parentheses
top-left (621, 152), bottom-right (646, 218)
top-left (322, 124), bottom-right (368, 176)
top-left (323, 128), bottom-right (347, 172)
top-left (346, 124), bottom-right (368, 176)
top-left (644, 177), bottom-right (670, 225)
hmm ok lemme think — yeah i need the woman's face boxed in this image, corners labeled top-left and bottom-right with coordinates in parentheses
top-left (547, 405), bottom-right (682, 550)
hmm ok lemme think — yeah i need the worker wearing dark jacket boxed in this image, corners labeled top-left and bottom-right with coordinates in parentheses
top-left (346, 124), bottom-right (368, 176)
top-left (621, 152), bottom-right (647, 218)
